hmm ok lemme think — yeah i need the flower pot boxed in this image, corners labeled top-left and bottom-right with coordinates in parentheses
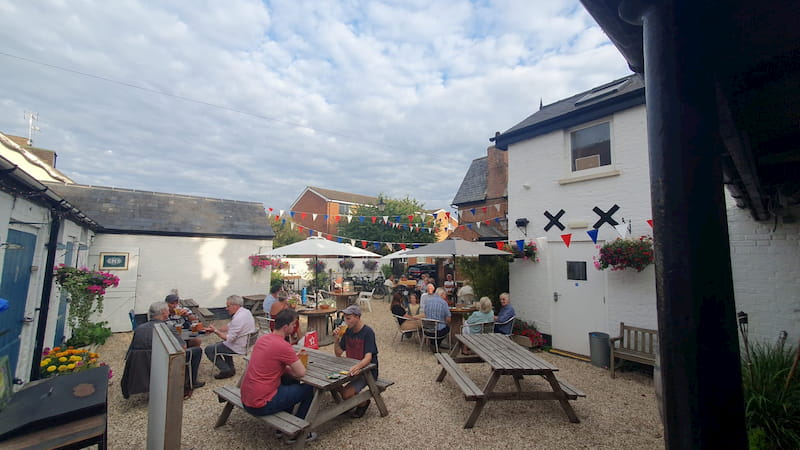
top-left (512, 335), bottom-right (533, 348)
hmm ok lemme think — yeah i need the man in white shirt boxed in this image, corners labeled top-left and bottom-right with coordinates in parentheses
top-left (204, 295), bottom-right (256, 379)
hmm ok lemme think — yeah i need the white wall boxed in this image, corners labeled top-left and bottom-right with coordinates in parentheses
top-left (91, 234), bottom-right (272, 331)
top-left (507, 105), bottom-right (658, 338)
top-left (727, 197), bottom-right (800, 345)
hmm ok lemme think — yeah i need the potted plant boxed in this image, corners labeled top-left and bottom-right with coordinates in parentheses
top-left (338, 257), bottom-right (355, 275)
top-left (248, 255), bottom-right (283, 272)
top-left (53, 265), bottom-right (120, 347)
top-left (362, 260), bottom-right (378, 272)
top-left (512, 241), bottom-right (539, 262)
top-left (39, 346), bottom-right (112, 379)
top-left (511, 320), bottom-right (545, 349)
top-left (596, 236), bottom-right (654, 272)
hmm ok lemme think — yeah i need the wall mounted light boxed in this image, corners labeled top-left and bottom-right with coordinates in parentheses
top-left (515, 218), bottom-right (530, 236)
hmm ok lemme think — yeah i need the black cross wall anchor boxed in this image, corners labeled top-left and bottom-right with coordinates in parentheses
top-left (544, 209), bottom-right (566, 231)
top-left (593, 204), bottom-right (620, 229)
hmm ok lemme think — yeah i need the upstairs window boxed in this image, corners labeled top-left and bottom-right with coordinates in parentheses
top-left (338, 203), bottom-right (350, 215)
top-left (570, 122), bottom-right (611, 172)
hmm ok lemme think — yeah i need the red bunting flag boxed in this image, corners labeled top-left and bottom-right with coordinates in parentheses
top-left (407, 215), bottom-right (414, 222)
top-left (361, 240), bottom-right (367, 248)
top-left (298, 226), bottom-right (304, 232)
top-left (274, 215), bottom-right (280, 222)
top-left (485, 220), bottom-right (490, 225)
top-left (334, 215), bottom-right (340, 222)
top-left (561, 234), bottom-right (572, 247)
top-left (268, 207), bottom-right (273, 212)
top-left (482, 207), bottom-right (487, 213)
top-left (400, 243), bottom-right (407, 250)
top-left (371, 216), bottom-right (377, 224)
top-left (445, 212), bottom-right (450, 218)
top-left (496, 242), bottom-right (504, 251)
top-left (326, 234), bottom-right (333, 240)
top-left (647, 219), bottom-right (654, 228)
top-left (299, 213), bottom-right (305, 219)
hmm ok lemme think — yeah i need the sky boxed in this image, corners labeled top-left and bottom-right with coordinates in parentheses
top-left (0, 0), bottom-right (630, 213)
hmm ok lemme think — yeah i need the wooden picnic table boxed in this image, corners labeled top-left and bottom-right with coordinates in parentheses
top-left (214, 346), bottom-right (392, 448)
top-left (242, 294), bottom-right (267, 316)
top-left (297, 308), bottom-right (337, 346)
top-left (320, 290), bottom-right (357, 311)
top-left (449, 305), bottom-right (477, 335)
top-left (436, 333), bottom-right (585, 428)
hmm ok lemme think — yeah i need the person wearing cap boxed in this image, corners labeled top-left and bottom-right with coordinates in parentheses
top-left (333, 305), bottom-right (378, 418)
top-left (165, 294), bottom-right (201, 347)
top-left (240, 309), bottom-right (317, 444)
top-left (204, 295), bottom-right (257, 379)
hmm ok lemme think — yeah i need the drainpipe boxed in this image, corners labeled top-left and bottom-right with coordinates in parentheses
top-left (29, 209), bottom-right (61, 381)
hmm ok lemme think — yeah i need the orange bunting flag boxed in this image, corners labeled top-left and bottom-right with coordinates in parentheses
top-left (561, 234), bottom-right (572, 247)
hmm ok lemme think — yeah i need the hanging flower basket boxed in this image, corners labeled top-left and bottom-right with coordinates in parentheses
top-left (512, 241), bottom-right (539, 262)
top-left (248, 255), bottom-right (283, 272)
top-left (362, 260), bottom-right (378, 271)
top-left (338, 258), bottom-right (355, 272)
top-left (596, 236), bottom-right (654, 272)
top-left (53, 265), bottom-right (119, 332)
top-left (306, 259), bottom-right (326, 272)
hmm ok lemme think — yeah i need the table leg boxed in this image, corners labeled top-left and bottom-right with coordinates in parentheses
top-left (542, 372), bottom-right (580, 423)
top-left (464, 371), bottom-right (501, 428)
top-left (364, 371), bottom-right (389, 417)
top-left (292, 389), bottom-right (322, 450)
top-left (513, 374), bottom-right (523, 392)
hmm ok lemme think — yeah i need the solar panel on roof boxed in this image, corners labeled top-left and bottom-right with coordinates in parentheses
top-left (575, 79), bottom-right (630, 106)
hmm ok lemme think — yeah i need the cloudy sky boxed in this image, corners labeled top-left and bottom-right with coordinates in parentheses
top-left (0, 0), bottom-right (629, 212)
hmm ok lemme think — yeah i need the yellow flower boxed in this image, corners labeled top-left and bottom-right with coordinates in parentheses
top-left (58, 357), bottom-right (68, 363)
top-left (89, 358), bottom-right (97, 364)
top-left (89, 353), bottom-right (98, 358)
top-left (67, 364), bottom-right (75, 370)
top-left (40, 359), bottom-right (51, 367)
top-left (70, 355), bottom-right (82, 362)
top-left (47, 366), bottom-right (57, 372)
top-left (57, 365), bottom-right (68, 372)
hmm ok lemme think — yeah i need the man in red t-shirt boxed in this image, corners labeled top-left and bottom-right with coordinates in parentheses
top-left (240, 309), bottom-right (313, 420)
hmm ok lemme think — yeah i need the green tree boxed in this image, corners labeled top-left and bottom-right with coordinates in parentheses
top-left (456, 256), bottom-right (510, 312)
top-left (337, 195), bottom-right (436, 255)
top-left (272, 218), bottom-right (305, 248)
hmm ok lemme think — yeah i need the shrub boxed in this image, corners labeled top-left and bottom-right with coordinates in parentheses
top-left (742, 341), bottom-right (800, 449)
top-left (65, 321), bottom-right (112, 347)
top-left (456, 256), bottom-right (509, 311)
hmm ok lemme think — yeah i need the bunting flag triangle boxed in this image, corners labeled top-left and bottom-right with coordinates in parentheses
top-left (394, 216), bottom-right (401, 222)
top-left (494, 218), bottom-right (500, 223)
top-left (371, 216), bottom-right (377, 224)
top-left (494, 204), bottom-right (501, 212)
top-left (279, 210), bottom-right (284, 217)
top-left (497, 242), bottom-right (504, 251)
top-left (290, 211), bottom-right (296, 218)
top-left (361, 240), bottom-right (367, 248)
top-left (350, 239), bottom-right (356, 246)
top-left (289, 222), bottom-right (295, 229)
top-left (324, 214), bottom-right (329, 222)
top-left (337, 237), bottom-right (343, 243)
top-left (281, 218), bottom-right (286, 225)
top-left (312, 213), bottom-right (318, 221)
top-left (387, 243), bottom-right (393, 251)
top-left (433, 212), bottom-right (438, 220)
top-left (466, 224), bottom-right (473, 230)
top-left (373, 242), bottom-right (380, 251)
top-left (298, 226), bottom-right (304, 232)
top-left (647, 219), bottom-right (654, 228)
top-left (308, 230), bottom-right (313, 236)
top-left (587, 228), bottom-right (599, 244)
top-left (561, 234), bottom-right (572, 247)
top-left (413, 244), bottom-right (420, 248)
top-left (400, 243), bottom-right (407, 250)
top-left (407, 215), bottom-right (414, 222)
top-left (485, 220), bottom-right (491, 225)
top-left (470, 208), bottom-right (476, 216)
top-left (335, 215), bottom-right (341, 222)
top-left (614, 223), bottom-right (629, 239)
top-left (359, 216), bottom-right (365, 223)
top-left (382, 216), bottom-right (388, 223)
top-left (516, 239), bottom-right (525, 252)
top-left (274, 215), bottom-right (280, 222)
top-left (445, 212), bottom-right (451, 218)
top-left (482, 207), bottom-right (487, 213)
top-left (301, 213), bottom-right (307, 220)
top-left (476, 222), bottom-right (481, 229)
top-left (326, 234), bottom-right (333, 240)
top-left (347, 215), bottom-right (352, 223)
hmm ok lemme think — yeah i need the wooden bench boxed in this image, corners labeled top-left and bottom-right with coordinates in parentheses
top-left (556, 378), bottom-right (586, 400)
top-left (213, 385), bottom-right (309, 438)
top-left (609, 322), bottom-right (658, 378)
top-left (434, 353), bottom-right (485, 400)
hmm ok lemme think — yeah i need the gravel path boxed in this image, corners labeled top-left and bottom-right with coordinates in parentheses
top-left (101, 301), bottom-right (663, 449)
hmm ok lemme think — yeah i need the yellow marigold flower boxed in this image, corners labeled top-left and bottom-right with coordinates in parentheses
top-left (47, 365), bottom-right (57, 372)
top-left (70, 355), bottom-right (81, 362)
top-left (40, 358), bottom-right (51, 367)
top-left (67, 363), bottom-right (75, 370)
top-left (57, 365), bottom-right (68, 372)
top-left (58, 357), bottom-right (68, 363)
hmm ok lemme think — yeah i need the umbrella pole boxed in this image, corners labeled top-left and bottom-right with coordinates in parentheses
top-left (315, 255), bottom-right (319, 309)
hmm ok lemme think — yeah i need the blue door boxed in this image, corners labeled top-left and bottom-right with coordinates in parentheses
top-left (0, 230), bottom-right (37, 379)
top-left (53, 242), bottom-right (73, 347)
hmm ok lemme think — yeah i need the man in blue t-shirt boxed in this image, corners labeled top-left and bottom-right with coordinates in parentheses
top-left (334, 304), bottom-right (378, 418)
top-left (495, 292), bottom-right (516, 334)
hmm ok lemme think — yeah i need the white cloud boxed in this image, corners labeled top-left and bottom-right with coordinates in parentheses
top-left (0, 0), bottom-right (630, 216)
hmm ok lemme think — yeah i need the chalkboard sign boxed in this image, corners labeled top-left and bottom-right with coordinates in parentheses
top-left (99, 252), bottom-right (129, 270)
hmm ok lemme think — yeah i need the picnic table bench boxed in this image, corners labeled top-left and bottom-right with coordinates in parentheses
top-left (609, 322), bottom-right (658, 378)
top-left (436, 333), bottom-right (585, 428)
top-left (214, 386), bottom-right (310, 437)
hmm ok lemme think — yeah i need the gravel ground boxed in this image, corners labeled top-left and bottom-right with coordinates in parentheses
top-left (102, 301), bottom-right (664, 449)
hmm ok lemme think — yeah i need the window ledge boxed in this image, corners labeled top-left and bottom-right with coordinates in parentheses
top-left (558, 169), bottom-right (621, 185)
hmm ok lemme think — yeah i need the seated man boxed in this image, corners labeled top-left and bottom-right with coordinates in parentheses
top-left (263, 285), bottom-right (282, 317)
top-left (494, 292), bottom-right (516, 334)
top-left (333, 305), bottom-right (378, 418)
top-left (204, 295), bottom-right (257, 379)
top-left (422, 288), bottom-right (451, 351)
top-left (166, 294), bottom-right (200, 347)
top-left (419, 282), bottom-right (438, 312)
top-left (240, 309), bottom-right (316, 443)
top-left (122, 301), bottom-right (203, 398)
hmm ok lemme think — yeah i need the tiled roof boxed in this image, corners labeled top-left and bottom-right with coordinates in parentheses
top-left (43, 182), bottom-right (274, 238)
top-left (452, 157), bottom-right (488, 205)
top-left (3, 134), bottom-right (58, 167)
top-left (306, 186), bottom-right (377, 205)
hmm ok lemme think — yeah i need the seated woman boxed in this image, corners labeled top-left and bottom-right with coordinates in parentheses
top-left (464, 297), bottom-right (495, 334)
top-left (390, 292), bottom-right (423, 331)
top-left (269, 293), bottom-right (300, 344)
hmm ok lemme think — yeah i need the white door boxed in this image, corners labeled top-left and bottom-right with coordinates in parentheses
top-left (550, 240), bottom-right (607, 356)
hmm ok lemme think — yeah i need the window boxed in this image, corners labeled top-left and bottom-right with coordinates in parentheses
top-left (566, 261), bottom-right (587, 281)
top-left (338, 203), bottom-right (350, 215)
top-left (570, 122), bottom-right (610, 172)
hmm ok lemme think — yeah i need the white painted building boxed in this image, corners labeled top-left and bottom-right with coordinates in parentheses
top-left (495, 75), bottom-right (798, 356)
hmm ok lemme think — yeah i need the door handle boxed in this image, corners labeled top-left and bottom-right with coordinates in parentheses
top-left (553, 292), bottom-right (559, 302)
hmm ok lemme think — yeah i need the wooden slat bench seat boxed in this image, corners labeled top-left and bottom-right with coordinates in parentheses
top-left (556, 378), bottom-right (586, 400)
top-left (213, 385), bottom-right (309, 437)
top-left (434, 353), bottom-right (485, 400)
top-left (609, 322), bottom-right (658, 378)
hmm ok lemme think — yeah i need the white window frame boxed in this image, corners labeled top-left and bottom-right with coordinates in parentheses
top-left (560, 118), bottom-right (620, 184)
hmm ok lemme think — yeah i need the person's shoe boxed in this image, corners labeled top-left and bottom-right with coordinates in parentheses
top-left (183, 389), bottom-right (193, 400)
top-left (349, 399), bottom-right (370, 418)
top-left (214, 370), bottom-right (235, 380)
top-left (192, 381), bottom-right (205, 389)
top-left (274, 430), bottom-right (283, 439)
top-left (286, 432), bottom-right (317, 444)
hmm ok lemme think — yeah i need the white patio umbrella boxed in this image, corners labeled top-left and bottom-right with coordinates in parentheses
top-left (401, 237), bottom-right (512, 258)
top-left (260, 236), bottom-right (380, 307)
top-left (382, 248), bottom-right (411, 261)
